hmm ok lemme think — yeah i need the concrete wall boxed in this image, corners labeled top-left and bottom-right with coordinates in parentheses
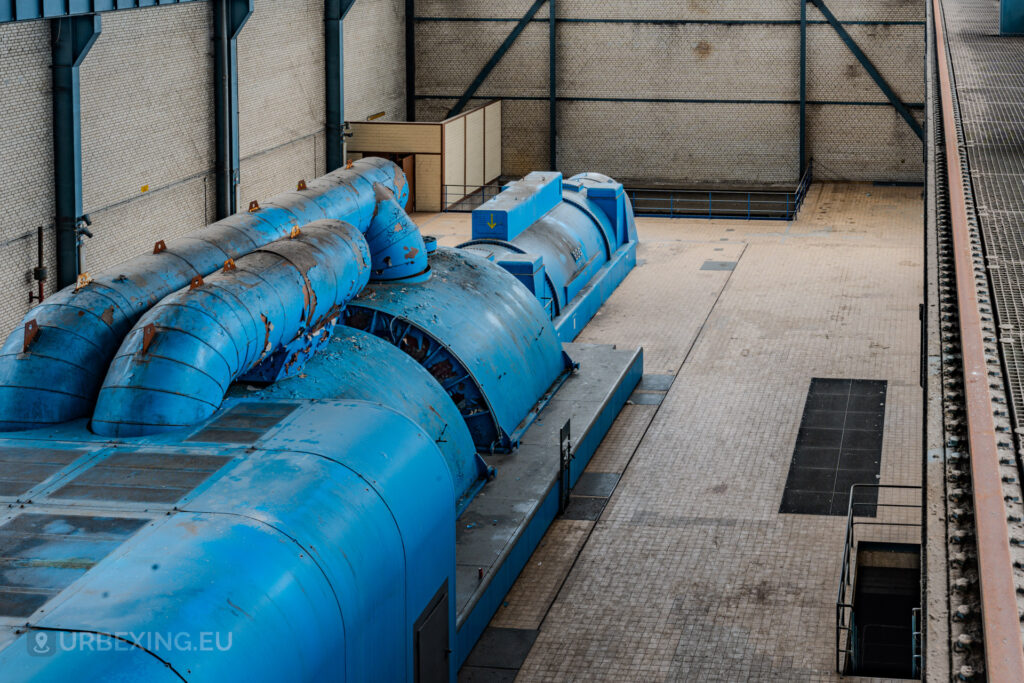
top-left (414, 0), bottom-right (924, 185)
top-left (0, 0), bottom-right (406, 334)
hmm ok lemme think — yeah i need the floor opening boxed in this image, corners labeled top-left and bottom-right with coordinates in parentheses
top-left (845, 542), bottom-right (921, 679)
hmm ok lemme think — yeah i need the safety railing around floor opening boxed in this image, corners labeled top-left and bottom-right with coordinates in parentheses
top-left (835, 483), bottom-right (922, 676)
top-left (443, 183), bottom-right (505, 212)
top-left (626, 161), bottom-right (813, 221)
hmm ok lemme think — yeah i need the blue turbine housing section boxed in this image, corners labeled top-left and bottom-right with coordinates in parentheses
top-left (344, 246), bottom-right (572, 453)
top-left (0, 157), bottom-right (407, 432)
top-left (0, 400), bottom-right (455, 683)
top-left (463, 171), bottom-right (638, 341)
top-left (91, 220), bottom-right (371, 437)
top-left (226, 327), bottom-right (488, 512)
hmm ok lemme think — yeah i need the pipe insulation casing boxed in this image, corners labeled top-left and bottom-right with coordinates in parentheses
top-left (91, 220), bottom-right (371, 437)
top-left (0, 157), bottom-right (406, 432)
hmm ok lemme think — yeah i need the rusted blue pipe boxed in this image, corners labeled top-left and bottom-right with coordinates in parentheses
top-left (91, 220), bottom-right (371, 437)
top-left (0, 158), bottom-right (407, 432)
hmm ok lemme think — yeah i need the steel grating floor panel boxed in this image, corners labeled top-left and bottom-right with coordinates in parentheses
top-left (942, 0), bottom-right (1024, 440)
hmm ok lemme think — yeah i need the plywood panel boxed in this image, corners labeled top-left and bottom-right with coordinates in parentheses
top-left (443, 117), bottom-right (465, 207)
top-left (415, 154), bottom-right (442, 213)
top-left (466, 109), bottom-right (485, 191)
top-left (485, 101), bottom-right (502, 182)
top-left (348, 122), bottom-right (441, 154)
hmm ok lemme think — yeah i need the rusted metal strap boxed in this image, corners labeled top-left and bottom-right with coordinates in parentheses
top-left (932, 0), bottom-right (1024, 677)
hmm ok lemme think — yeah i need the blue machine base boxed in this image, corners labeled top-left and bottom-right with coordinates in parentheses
top-left (453, 342), bottom-right (643, 667)
top-left (554, 241), bottom-right (638, 342)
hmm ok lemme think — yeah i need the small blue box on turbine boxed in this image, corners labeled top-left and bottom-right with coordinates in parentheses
top-left (472, 171), bottom-right (563, 241)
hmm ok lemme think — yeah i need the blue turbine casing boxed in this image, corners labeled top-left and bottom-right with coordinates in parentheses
top-left (344, 246), bottom-right (572, 453)
top-left (0, 400), bottom-right (455, 683)
top-left (462, 171), bottom-right (638, 341)
top-left (91, 221), bottom-right (372, 437)
top-left (227, 327), bottom-right (487, 512)
top-left (0, 157), bottom-right (407, 432)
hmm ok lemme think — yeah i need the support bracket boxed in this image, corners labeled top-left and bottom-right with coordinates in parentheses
top-left (446, 0), bottom-right (548, 118)
top-left (213, 0), bottom-right (253, 219)
top-left (52, 13), bottom-right (101, 289)
top-left (809, 0), bottom-right (924, 141)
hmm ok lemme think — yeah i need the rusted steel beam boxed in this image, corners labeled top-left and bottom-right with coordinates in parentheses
top-left (932, 0), bottom-right (1024, 678)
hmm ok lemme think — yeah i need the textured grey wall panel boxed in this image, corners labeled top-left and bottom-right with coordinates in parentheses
top-left (414, 0), bottom-right (923, 183)
top-left (344, 0), bottom-right (407, 121)
top-left (238, 0), bottom-right (325, 158)
top-left (417, 0), bottom-right (922, 22)
top-left (238, 133), bottom-right (325, 209)
top-left (0, 21), bottom-right (56, 333)
top-left (80, 3), bottom-right (214, 216)
top-left (556, 24), bottom-right (799, 101)
top-left (84, 176), bottom-right (215, 273)
top-left (807, 104), bottom-right (924, 182)
top-left (806, 24), bottom-right (924, 104)
top-left (416, 22), bottom-right (548, 98)
top-left (558, 101), bottom-right (800, 185)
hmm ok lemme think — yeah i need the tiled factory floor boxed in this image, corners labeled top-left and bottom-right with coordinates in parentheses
top-left (416, 181), bottom-right (923, 682)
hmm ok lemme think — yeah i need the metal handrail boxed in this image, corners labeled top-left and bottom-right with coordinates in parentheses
top-left (835, 483), bottom-right (922, 675)
top-left (627, 160), bottom-right (814, 221)
top-left (441, 161), bottom-right (815, 220)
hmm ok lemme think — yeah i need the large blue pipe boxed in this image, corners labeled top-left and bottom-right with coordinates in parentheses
top-left (91, 220), bottom-right (372, 437)
top-left (0, 157), bottom-right (408, 432)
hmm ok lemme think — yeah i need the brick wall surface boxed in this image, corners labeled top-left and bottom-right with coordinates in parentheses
top-left (0, 21), bottom-right (54, 333)
top-left (344, 0), bottom-right (407, 121)
top-left (414, 0), bottom-right (924, 183)
top-left (0, 0), bottom-right (406, 339)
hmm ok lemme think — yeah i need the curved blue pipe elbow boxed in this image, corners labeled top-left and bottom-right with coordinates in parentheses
top-left (91, 220), bottom-right (371, 436)
top-left (0, 157), bottom-right (406, 432)
top-left (366, 183), bottom-right (428, 281)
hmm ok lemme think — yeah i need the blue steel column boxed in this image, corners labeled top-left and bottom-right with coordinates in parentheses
top-left (1002, 0), bottom-right (1024, 34)
top-left (405, 0), bottom-right (416, 121)
top-left (799, 0), bottom-right (807, 175)
top-left (326, 0), bottom-right (357, 171)
top-left (213, 0), bottom-right (253, 219)
top-left (52, 14), bottom-right (101, 289)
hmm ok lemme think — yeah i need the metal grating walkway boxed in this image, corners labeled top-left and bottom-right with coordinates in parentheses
top-left (942, 0), bottom-right (1024, 440)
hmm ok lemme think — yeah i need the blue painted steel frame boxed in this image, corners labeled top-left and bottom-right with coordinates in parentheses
top-left (1, 0), bottom-right (203, 23)
top-left (325, 0), bottom-right (357, 171)
top-left (213, 0), bottom-right (252, 219)
top-left (1002, 0), bottom-right (1024, 34)
top-left (810, 0), bottom-right (924, 141)
top-left (800, 0), bottom-right (807, 174)
top-left (446, 0), bottom-right (548, 118)
top-left (52, 14), bottom-right (101, 289)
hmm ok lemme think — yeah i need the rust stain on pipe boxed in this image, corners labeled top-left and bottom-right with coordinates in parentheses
top-left (933, 0), bottom-right (1024, 677)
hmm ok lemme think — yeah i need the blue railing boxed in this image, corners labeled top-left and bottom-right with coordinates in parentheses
top-left (442, 162), bottom-right (814, 220)
top-left (627, 161), bottom-right (813, 221)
